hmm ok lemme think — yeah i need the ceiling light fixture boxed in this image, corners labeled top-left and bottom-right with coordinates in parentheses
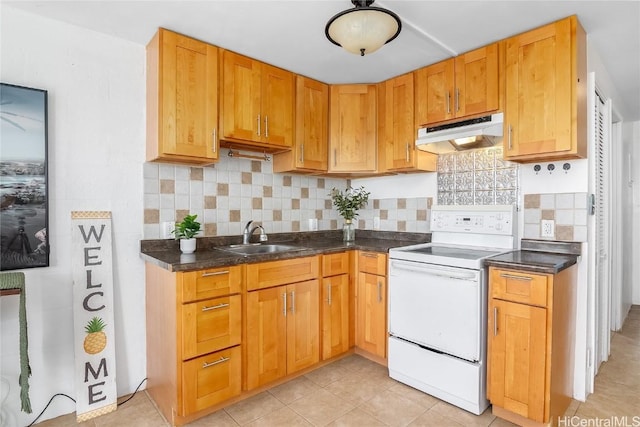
top-left (325, 0), bottom-right (402, 57)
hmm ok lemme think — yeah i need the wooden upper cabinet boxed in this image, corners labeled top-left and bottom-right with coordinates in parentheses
top-left (328, 84), bottom-right (377, 173)
top-left (415, 43), bottom-right (499, 127)
top-left (379, 73), bottom-right (437, 173)
top-left (503, 15), bottom-right (586, 162)
top-left (273, 76), bottom-right (328, 173)
top-left (220, 50), bottom-right (294, 151)
top-left (146, 28), bottom-right (219, 164)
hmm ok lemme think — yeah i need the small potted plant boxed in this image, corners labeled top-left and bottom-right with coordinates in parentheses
top-left (330, 186), bottom-right (370, 241)
top-left (173, 214), bottom-right (201, 254)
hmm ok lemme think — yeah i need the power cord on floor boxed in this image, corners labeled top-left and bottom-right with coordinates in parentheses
top-left (25, 377), bottom-right (147, 426)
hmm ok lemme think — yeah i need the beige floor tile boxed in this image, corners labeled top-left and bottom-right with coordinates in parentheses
top-left (268, 375), bottom-right (322, 405)
top-left (288, 388), bottom-right (355, 426)
top-left (326, 407), bottom-right (388, 427)
top-left (94, 393), bottom-right (168, 427)
top-left (331, 354), bottom-right (378, 373)
top-left (430, 401), bottom-right (495, 427)
top-left (187, 409), bottom-right (239, 426)
top-left (407, 408), bottom-right (464, 427)
top-left (303, 363), bottom-right (350, 387)
top-left (387, 382), bottom-right (440, 410)
top-left (224, 391), bottom-right (284, 425)
top-left (324, 371), bottom-right (394, 405)
top-left (359, 389), bottom-right (428, 427)
top-left (488, 416), bottom-right (519, 427)
top-left (563, 399), bottom-right (580, 417)
top-left (35, 413), bottom-right (96, 427)
top-left (244, 406), bottom-right (312, 427)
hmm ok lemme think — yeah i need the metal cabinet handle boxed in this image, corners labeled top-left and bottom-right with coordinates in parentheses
top-left (264, 115), bottom-right (269, 138)
top-left (500, 273), bottom-right (533, 281)
top-left (202, 270), bottom-right (229, 277)
top-left (203, 356), bottom-right (229, 368)
top-left (377, 281), bottom-right (382, 303)
top-left (508, 124), bottom-right (512, 150)
top-left (361, 252), bottom-right (378, 259)
top-left (290, 291), bottom-right (295, 313)
top-left (299, 144), bottom-right (304, 163)
top-left (446, 91), bottom-right (451, 114)
top-left (405, 143), bottom-right (410, 163)
top-left (334, 149), bottom-right (337, 167)
top-left (257, 114), bottom-right (261, 136)
top-left (212, 128), bottom-right (217, 153)
top-left (327, 284), bottom-right (332, 306)
top-left (202, 303), bottom-right (229, 312)
top-left (493, 307), bottom-right (498, 336)
top-left (455, 88), bottom-right (460, 112)
top-left (283, 292), bottom-right (287, 317)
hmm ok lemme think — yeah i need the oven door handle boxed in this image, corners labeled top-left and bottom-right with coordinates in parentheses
top-left (390, 261), bottom-right (478, 281)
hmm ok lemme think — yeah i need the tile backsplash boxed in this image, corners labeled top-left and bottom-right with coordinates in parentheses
top-left (437, 146), bottom-right (519, 206)
top-left (143, 156), bottom-right (434, 239)
top-left (523, 192), bottom-right (589, 242)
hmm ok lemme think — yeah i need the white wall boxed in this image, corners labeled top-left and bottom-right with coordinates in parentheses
top-left (0, 6), bottom-right (146, 424)
top-left (631, 121), bottom-right (640, 304)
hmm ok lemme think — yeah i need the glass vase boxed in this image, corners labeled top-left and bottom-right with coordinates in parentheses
top-left (343, 220), bottom-right (355, 242)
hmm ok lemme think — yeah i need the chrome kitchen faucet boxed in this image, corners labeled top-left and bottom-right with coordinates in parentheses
top-left (242, 220), bottom-right (268, 245)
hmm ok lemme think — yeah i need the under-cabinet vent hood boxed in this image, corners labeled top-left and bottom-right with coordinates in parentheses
top-left (415, 113), bottom-right (503, 154)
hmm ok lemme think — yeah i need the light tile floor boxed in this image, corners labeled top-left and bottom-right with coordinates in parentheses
top-left (37, 305), bottom-right (640, 426)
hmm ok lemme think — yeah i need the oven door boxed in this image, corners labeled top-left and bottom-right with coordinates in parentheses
top-left (388, 259), bottom-right (484, 362)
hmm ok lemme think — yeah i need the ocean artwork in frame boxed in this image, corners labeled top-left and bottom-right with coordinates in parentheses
top-left (0, 83), bottom-right (49, 270)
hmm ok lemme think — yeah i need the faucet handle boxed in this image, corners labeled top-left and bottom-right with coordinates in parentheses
top-left (259, 227), bottom-right (268, 242)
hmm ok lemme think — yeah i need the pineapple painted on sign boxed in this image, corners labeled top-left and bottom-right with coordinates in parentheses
top-left (83, 317), bottom-right (107, 354)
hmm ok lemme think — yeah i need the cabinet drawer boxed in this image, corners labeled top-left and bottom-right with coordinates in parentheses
top-left (322, 252), bottom-right (349, 277)
top-left (179, 266), bottom-right (242, 303)
top-left (181, 294), bottom-right (241, 360)
top-left (246, 256), bottom-right (319, 291)
top-left (490, 268), bottom-right (548, 307)
top-left (358, 251), bottom-right (387, 275)
top-left (181, 345), bottom-right (241, 415)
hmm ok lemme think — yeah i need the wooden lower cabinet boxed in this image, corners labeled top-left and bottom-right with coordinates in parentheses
top-left (245, 279), bottom-right (320, 390)
top-left (355, 251), bottom-right (388, 360)
top-left (322, 274), bottom-right (350, 359)
top-left (488, 265), bottom-right (577, 426)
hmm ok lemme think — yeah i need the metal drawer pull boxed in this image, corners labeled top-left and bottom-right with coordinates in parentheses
top-left (361, 253), bottom-right (378, 259)
top-left (283, 292), bottom-right (287, 317)
top-left (493, 307), bottom-right (498, 336)
top-left (290, 291), bottom-right (295, 313)
top-left (500, 273), bottom-right (533, 281)
top-left (377, 281), bottom-right (382, 303)
top-left (203, 356), bottom-right (229, 368)
top-left (202, 303), bottom-right (229, 312)
top-left (202, 270), bottom-right (229, 277)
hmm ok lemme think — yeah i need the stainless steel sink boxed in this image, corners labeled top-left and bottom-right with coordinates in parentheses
top-left (216, 243), bottom-right (306, 256)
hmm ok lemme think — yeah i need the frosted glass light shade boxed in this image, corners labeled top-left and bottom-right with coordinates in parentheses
top-left (326, 2), bottom-right (401, 56)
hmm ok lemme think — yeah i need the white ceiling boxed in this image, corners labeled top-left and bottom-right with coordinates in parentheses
top-left (4, 0), bottom-right (640, 120)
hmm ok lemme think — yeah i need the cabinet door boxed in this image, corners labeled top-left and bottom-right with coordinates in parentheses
top-left (414, 59), bottom-right (455, 126)
top-left (150, 29), bottom-right (218, 162)
top-left (296, 76), bottom-right (328, 170)
top-left (328, 85), bottom-right (377, 172)
top-left (454, 43), bottom-right (499, 118)
top-left (261, 64), bottom-right (294, 147)
top-left (356, 272), bottom-right (387, 358)
top-left (286, 280), bottom-right (320, 374)
top-left (384, 73), bottom-right (417, 170)
top-left (488, 299), bottom-right (547, 422)
top-left (221, 50), bottom-right (262, 142)
top-left (246, 286), bottom-right (287, 390)
top-left (322, 275), bottom-right (350, 360)
top-left (503, 18), bottom-right (573, 158)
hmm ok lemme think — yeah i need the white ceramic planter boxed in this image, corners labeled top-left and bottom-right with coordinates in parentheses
top-left (180, 238), bottom-right (196, 254)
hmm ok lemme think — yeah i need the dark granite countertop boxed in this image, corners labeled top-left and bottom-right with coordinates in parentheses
top-left (484, 240), bottom-right (582, 274)
top-left (140, 230), bottom-right (431, 272)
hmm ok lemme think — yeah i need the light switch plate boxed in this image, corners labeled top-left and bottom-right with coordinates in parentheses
top-left (373, 216), bottom-right (380, 230)
top-left (541, 220), bottom-right (555, 238)
top-left (162, 221), bottom-right (175, 239)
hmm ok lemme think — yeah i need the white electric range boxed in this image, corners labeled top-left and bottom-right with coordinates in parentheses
top-left (388, 204), bottom-right (516, 415)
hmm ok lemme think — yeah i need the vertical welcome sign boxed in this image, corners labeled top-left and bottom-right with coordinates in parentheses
top-left (70, 211), bottom-right (117, 421)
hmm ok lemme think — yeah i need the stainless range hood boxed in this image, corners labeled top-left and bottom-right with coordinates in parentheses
top-left (415, 112), bottom-right (503, 154)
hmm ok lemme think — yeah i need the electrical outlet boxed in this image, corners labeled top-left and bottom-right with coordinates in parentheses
top-left (541, 220), bottom-right (555, 238)
top-left (162, 221), bottom-right (175, 239)
top-left (373, 216), bottom-right (380, 230)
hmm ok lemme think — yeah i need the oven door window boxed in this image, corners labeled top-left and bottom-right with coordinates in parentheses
top-left (388, 260), bottom-right (482, 362)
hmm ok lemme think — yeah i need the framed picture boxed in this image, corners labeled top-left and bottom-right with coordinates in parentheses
top-left (1, 83), bottom-right (49, 270)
